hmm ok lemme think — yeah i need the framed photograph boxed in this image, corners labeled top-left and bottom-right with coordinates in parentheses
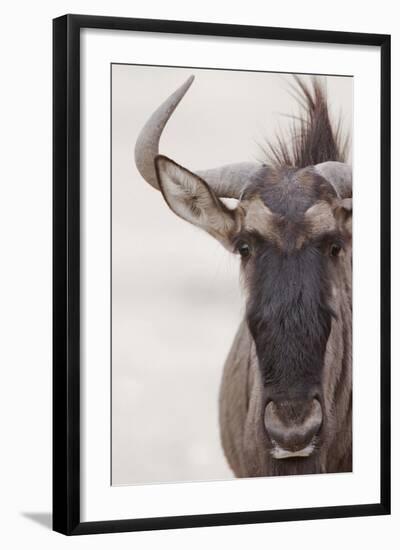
top-left (53, 14), bottom-right (390, 535)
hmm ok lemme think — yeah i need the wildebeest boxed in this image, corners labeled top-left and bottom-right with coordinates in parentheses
top-left (134, 75), bottom-right (352, 477)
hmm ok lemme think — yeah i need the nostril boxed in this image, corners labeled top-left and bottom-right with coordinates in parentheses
top-left (264, 399), bottom-right (322, 454)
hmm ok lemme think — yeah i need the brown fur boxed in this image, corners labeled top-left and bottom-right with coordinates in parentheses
top-left (219, 245), bottom-right (352, 477)
top-left (219, 184), bottom-right (352, 476)
top-left (240, 197), bottom-right (282, 246)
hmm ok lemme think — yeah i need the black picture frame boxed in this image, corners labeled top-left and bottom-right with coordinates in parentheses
top-left (53, 14), bottom-right (391, 535)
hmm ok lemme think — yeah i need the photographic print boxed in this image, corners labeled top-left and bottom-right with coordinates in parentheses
top-left (53, 15), bottom-right (390, 534)
top-left (111, 65), bottom-right (353, 486)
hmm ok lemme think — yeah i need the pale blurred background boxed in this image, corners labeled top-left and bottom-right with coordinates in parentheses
top-left (111, 65), bottom-right (352, 486)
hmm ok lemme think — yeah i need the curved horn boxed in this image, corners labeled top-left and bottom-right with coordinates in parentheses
top-left (135, 75), bottom-right (260, 198)
top-left (314, 161), bottom-right (352, 199)
top-left (135, 75), bottom-right (195, 191)
top-left (196, 162), bottom-right (262, 199)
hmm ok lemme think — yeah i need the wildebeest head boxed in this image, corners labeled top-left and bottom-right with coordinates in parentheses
top-left (135, 75), bottom-right (352, 464)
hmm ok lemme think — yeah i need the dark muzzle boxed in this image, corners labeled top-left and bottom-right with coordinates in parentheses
top-left (264, 398), bottom-right (322, 459)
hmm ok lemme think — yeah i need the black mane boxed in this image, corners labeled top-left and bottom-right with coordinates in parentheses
top-left (264, 76), bottom-right (349, 168)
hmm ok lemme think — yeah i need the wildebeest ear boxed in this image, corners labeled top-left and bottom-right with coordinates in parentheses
top-left (334, 198), bottom-right (352, 233)
top-left (155, 155), bottom-right (237, 249)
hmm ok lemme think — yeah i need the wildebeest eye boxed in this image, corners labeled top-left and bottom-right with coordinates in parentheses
top-left (237, 242), bottom-right (251, 258)
top-left (330, 244), bottom-right (341, 257)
